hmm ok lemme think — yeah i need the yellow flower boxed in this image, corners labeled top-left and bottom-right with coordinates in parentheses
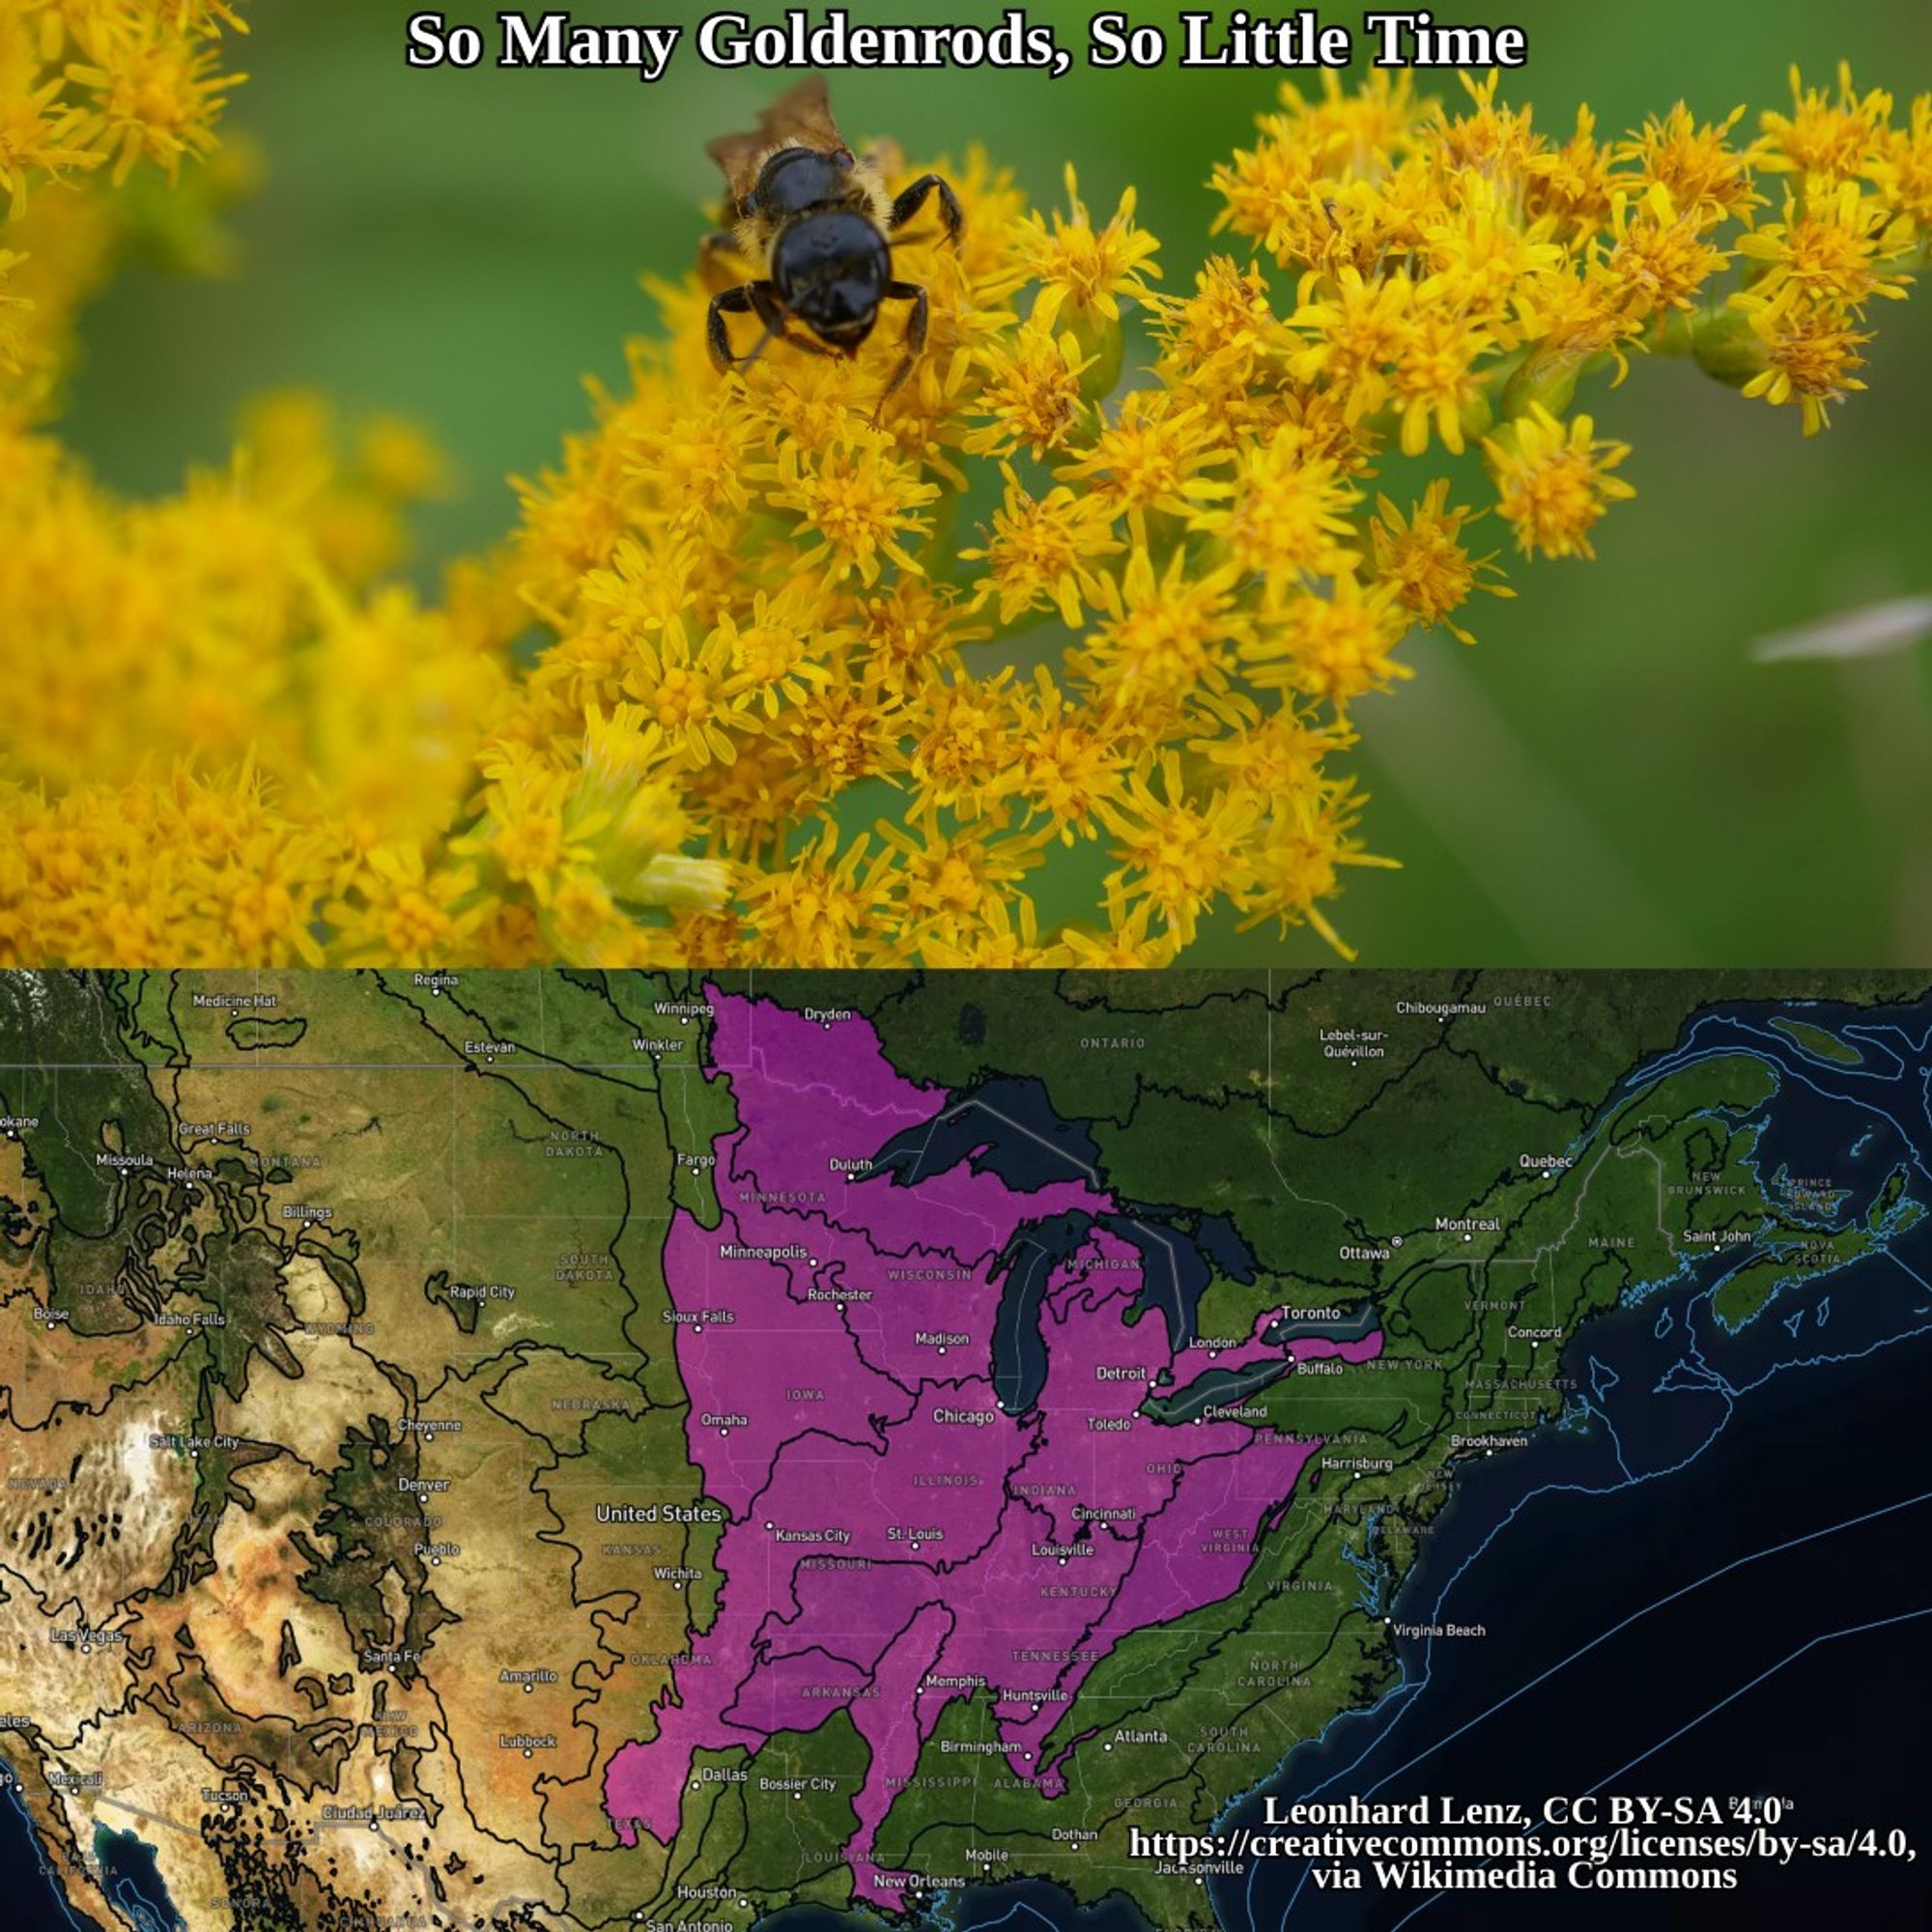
top-left (1153, 255), bottom-right (1278, 387)
top-left (876, 806), bottom-right (1049, 952)
top-left (1046, 895), bottom-right (1183, 970)
top-left (1210, 119), bottom-right (1320, 261)
top-left (568, 704), bottom-right (728, 906)
top-left (0, 63), bottom-right (101, 217)
top-left (921, 889), bottom-right (1047, 968)
top-left (1435, 71), bottom-right (1544, 182)
top-left (1525, 106), bottom-right (1617, 242)
top-left (1187, 431), bottom-right (1358, 584)
top-left (860, 577), bottom-right (978, 683)
top-left (1098, 754), bottom-right (1261, 951)
top-left (1370, 483), bottom-right (1513, 644)
top-left (1733, 180), bottom-right (1916, 321)
top-left (964, 318), bottom-right (1095, 459)
top-left (1758, 64), bottom-right (1894, 185)
top-left (906, 670), bottom-right (1019, 813)
top-left (1741, 306), bottom-right (1872, 435)
top-left (965, 465), bottom-right (1122, 628)
top-left (1482, 405), bottom-right (1635, 559)
top-left (2, 47), bottom-right (1924, 969)
top-left (1006, 666), bottom-right (1128, 842)
top-left (1869, 94), bottom-right (1932, 230)
top-left (1601, 183), bottom-right (1731, 320)
top-left (1283, 267), bottom-right (1410, 421)
top-left (66, 6), bottom-right (244, 185)
top-left (1387, 305), bottom-right (1496, 456)
top-left (1055, 387), bottom-right (1224, 538)
top-left (619, 617), bottom-right (746, 768)
top-left (716, 583), bottom-right (844, 716)
top-left (739, 823), bottom-right (895, 968)
top-left (1418, 174), bottom-right (1565, 321)
top-left (1277, 69), bottom-right (1426, 176)
top-left (757, 435), bottom-right (939, 586)
top-left (1618, 104), bottom-right (1759, 226)
top-left (625, 393), bottom-right (757, 534)
top-left (1076, 547), bottom-right (1246, 708)
top-left (1239, 574), bottom-right (1413, 704)
top-left (480, 768), bottom-right (570, 893)
top-left (1198, 697), bottom-right (1354, 799)
top-left (780, 671), bottom-right (906, 808)
top-left (1232, 782), bottom-right (1398, 959)
top-left (1506, 269), bottom-right (1642, 385)
top-left (1018, 165), bottom-right (1161, 330)
top-left (329, 845), bottom-right (475, 967)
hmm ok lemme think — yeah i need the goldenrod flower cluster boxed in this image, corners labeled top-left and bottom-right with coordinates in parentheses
top-left (0, 2), bottom-right (518, 965)
top-left (2, 54), bottom-right (1926, 967)
top-left (0, 0), bottom-right (252, 417)
top-left (0, 394), bottom-right (518, 963)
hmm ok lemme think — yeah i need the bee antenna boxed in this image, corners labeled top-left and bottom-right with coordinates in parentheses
top-left (737, 317), bottom-right (782, 376)
top-left (735, 285), bottom-right (806, 378)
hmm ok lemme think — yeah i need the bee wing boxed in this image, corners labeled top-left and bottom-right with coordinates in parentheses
top-left (1751, 595), bottom-right (1932, 663)
top-left (753, 75), bottom-right (845, 152)
top-left (706, 76), bottom-right (846, 206)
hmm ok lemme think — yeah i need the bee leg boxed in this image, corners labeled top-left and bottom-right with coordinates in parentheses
top-left (889, 175), bottom-right (965, 247)
top-left (873, 281), bottom-right (931, 419)
top-left (705, 284), bottom-right (760, 374)
top-left (747, 282), bottom-right (837, 359)
top-left (714, 282), bottom-right (837, 383)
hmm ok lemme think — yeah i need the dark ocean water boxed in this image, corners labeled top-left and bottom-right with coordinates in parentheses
top-left (0, 1801), bottom-right (189, 1932)
top-left (1210, 1248), bottom-right (1932, 1932)
top-left (0, 1776), bottom-right (96, 1932)
top-left (93, 1827), bottom-right (185, 1932)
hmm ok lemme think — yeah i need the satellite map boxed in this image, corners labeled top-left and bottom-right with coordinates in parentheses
top-left (1, 967), bottom-right (1927, 1931)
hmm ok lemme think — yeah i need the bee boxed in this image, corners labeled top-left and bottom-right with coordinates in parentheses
top-left (703, 77), bottom-right (962, 404)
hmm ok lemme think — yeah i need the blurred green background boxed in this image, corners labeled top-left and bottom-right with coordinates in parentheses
top-left (64, 0), bottom-right (1932, 966)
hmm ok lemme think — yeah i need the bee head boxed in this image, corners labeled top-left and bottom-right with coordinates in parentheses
top-left (771, 210), bottom-right (892, 350)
